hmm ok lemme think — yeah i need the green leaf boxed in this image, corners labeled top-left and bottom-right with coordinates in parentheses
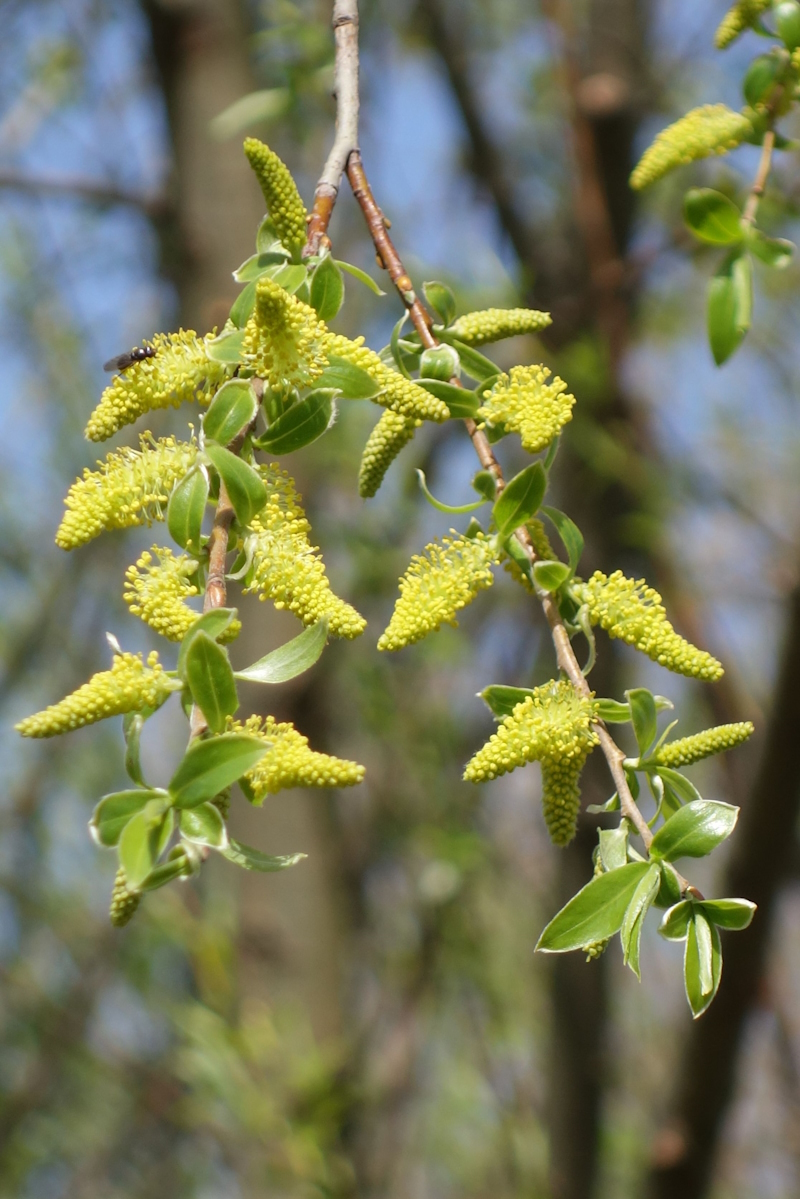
top-left (141, 848), bottom-right (194, 891)
top-left (439, 335), bottom-right (498, 382)
top-left (310, 254), bottom-right (345, 320)
top-left (168, 467), bottom-right (208, 552)
top-left (659, 899), bottom-right (693, 940)
top-left (416, 378), bottom-right (478, 418)
top-left (708, 251), bottom-right (752, 366)
top-left (180, 802), bottom-right (228, 849)
top-left (419, 344), bottom-right (460, 382)
top-left (656, 766), bottom-right (702, 804)
top-left (698, 898), bottom-right (756, 930)
top-left (655, 862), bottom-right (682, 909)
top-left (235, 618), bottom-right (328, 684)
top-left (620, 862), bottom-right (660, 978)
top-left (748, 230), bottom-right (795, 269)
top-left (90, 789), bottom-right (163, 848)
top-left (598, 827), bottom-right (628, 872)
top-left (533, 560), bottom-right (571, 593)
top-left (123, 713), bottom-right (148, 787)
top-left (627, 688), bottom-right (658, 757)
top-left (683, 189), bottom-right (743, 246)
top-left (229, 281), bottom-right (257, 328)
top-left (316, 356), bottom-right (380, 399)
top-left (205, 327), bottom-right (246, 364)
top-left (493, 463), bottom-right (547, 541)
top-left (119, 803), bottom-right (173, 891)
top-left (649, 800), bottom-right (739, 862)
top-left (168, 734), bottom-right (268, 808)
top-left (271, 263), bottom-right (308, 294)
top-left (684, 912), bottom-right (722, 1017)
top-left (233, 250), bottom-right (289, 282)
top-left (540, 506), bottom-right (584, 574)
top-left (177, 608), bottom-right (239, 676)
top-left (203, 380), bottom-right (258, 445)
top-left (415, 469), bottom-right (485, 515)
top-left (776, 0), bottom-right (800, 50)
top-left (390, 314), bottom-right (412, 379)
top-left (423, 280), bottom-right (457, 326)
top-left (184, 632), bottom-right (239, 734)
top-left (480, 684), bottom-right (535, 718)
top-left (222, 838), bottom-right (307, 872)
top-left (210, 87), bottom-right (289, 140)
top-left (472, 471), bottom-right (496, 502)
top-left (257, 390), bottom-right (334, 454)
top-left (256, 217), bottom-right (281, 254)
top-left (204, 443), bottom-right (267, 525)
top-left (594, 698), bottom-right (631, 724)
top-left (743, 52), bottom-right (783, 108)
top-left (335, 259), bottom-right (385, 295)
top-left (536, 861), bottom-right (652, 952)
top-left (504, 533), bottom-right (534, 585)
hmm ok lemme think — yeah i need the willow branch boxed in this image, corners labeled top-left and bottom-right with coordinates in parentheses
top-left (304, 0), bottom-right (360, 256)
top-left (743, 128), bottom-right (776, 225)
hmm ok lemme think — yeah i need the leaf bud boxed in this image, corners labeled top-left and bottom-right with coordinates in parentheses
top-left (419, 344), bottom-right (460, 381)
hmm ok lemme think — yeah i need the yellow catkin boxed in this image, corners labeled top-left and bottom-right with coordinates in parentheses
top-left (243, 137), bottom-right (308, 257)
top-left (573, 570), bottom-right (724, 681)
top-left (56, 435), bottom-right (198, 550)
top-left (449, 307), bottom-right (552, 346)
top-left (85, 330), bottom-right (229, 441)
top-left (230, 715), bottom-right (364, 801)
top-left (502, 517), bottom-right (556, 591)
top-left (324, 333), bottom-right (450, 423)
top-left (124, 547), bottom-right (202, 642)
top-left (715, 0), bottom-right (771, 48)
top-left (464, 680), bottom-right (599, 845)
top-left (244, 464), bottom-right (366, 638)
top-left (110, 866), bottom-right (141, 926)
top-left (478, 365), bottom-right (575, 454)
top-left (242, 277), bottom-right (329, 389)
top-left (378, 532), bottom-right (497, 651)
top-left (16, 651), bottom-right (177, 738)
top-left (654, 722), bottom-right (754, 768)
top-left (630, 104), bottom-right (753, 190)
top-left (358, 409), bottom-right (420, 498)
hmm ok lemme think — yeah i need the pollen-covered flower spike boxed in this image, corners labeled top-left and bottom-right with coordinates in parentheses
top-left (630, 104), bottom-right (753, 190)
top-left (573, 570), bottom-right (724, 681)
top-left (359, 409), bottom-right (420, 498)
top-left (653, 722), bottom-right (754, 768)
top-left (378, 531), bottom-right (497, 652)
top-left (86, 331), bottom-right (230, 442)
top-left (123, 547), bottom-right (241, 643)
top-left (324, 333), bottom-right (450, 423)
top-left (449, 308), bottom-right (552, 347)
top-left (56, 434), bottom-right (198, 550)
top-left (243, 137), bottom-right (308, 257)
top-left (464, 680), bottom-right (599, 845)
top-left (110, 866), bottom-right (141, 927)
top-left (478, 365), bottom-right (575, 454)
top-left (16, 651), bottom-right (179, 738)
top-left (715, 0), bottom-right (771, 49)
top-left (242, 277), bottom-right (329, 389)
top-left (244, 464), bottom-right (366, 638)
top-left (230, 715), bottom-right (364, 800)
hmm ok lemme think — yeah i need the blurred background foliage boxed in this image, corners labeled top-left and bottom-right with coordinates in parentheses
top-left (1, 0), bottom-right (800, 1197)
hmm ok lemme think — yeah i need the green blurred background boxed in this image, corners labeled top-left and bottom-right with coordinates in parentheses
top-left (1, 1), bottom-right (800, 1196)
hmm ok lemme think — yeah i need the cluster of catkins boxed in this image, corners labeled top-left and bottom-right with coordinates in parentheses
top-left (16, 137), bottom-right (753, 924)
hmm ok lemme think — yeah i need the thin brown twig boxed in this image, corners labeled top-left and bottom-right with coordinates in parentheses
top-left (743, 128), bottom-right (776, 225)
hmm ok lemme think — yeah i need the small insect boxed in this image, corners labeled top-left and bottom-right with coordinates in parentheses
top-left (103, 345), bottom-right (157, 373)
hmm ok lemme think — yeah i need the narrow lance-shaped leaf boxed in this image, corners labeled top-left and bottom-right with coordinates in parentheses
top-left (335, 259), bottom-right (385, 295)
top-left (257, 390), bottom-right (334, 455)
top-left (684, 189), bottom-right (743, 246)
top-left (123, 712), bottom-right (148, 787)
top-left (423, 280), bottom-right (457, 326)
top-left (235, 618), bottom-right (329, 684)
top-left (480, 684), bottom-right (536, 718)
top-left (620, 862), bottom-right (661, 979)
top-left (316, 357), bottom-right (381, 399)
top-left (708, 251), bottom-right (752, 366)
top-left (168, 467), bottom-right (209, 552)
top-left (649, 799), bottom-right (739, 862)
top-left (698, 898), bottom-right (756, 930)
top-left (168, 734), bottom-right (268, 808)
top-left (184, 632), bottom-right (239, 734)
top-left (684, 911), bottom-right (723, 1018)
top-left (177, 608), bottom-right (239, 675)
top-left (180, 802), bottom-right (228, 849)
top-left (536, 861), bottom-right (652, 952)
top-left (627, 687), bottom-right (658, 757)
top-left (533, 560), bottom-right (572, 593)
top-left (416, 378), bottom-right (479, 418)
top-left (205, 443), bottom-right (267, 525)
top-left (540, 506), bottom-right (584, 574)
top-left (203, 379), bottom-right (258, 445)
top-left (493, 463), bottom-right (547, 541)
top-left (119, 803), bottom-right (173, 890)
top-left (222, 839), bottom-right (307, 872)
top-left (90, 789), bottom-right (164, 848)
top-left (310, 253), bottom-right (345, 321)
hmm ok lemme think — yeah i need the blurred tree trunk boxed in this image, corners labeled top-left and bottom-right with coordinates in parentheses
top-left (143, 0), bottom-right (347, 1043)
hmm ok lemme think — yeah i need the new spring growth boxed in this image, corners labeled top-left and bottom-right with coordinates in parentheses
top-left (243, 137), bottom-right (308, 257)
top-left (478, 365), bottom-right (575, 455)
top-left (502, 518), bottom-right (556, 592)
top-left (359, 410), bottom-right (420, 498)
top-left (86, 330), bottom-right (229, 442)
top-left (109, 866), bottom-right (141, 928)
top-left (124, 547), bottom-right (243, 643)
top-left (653, 722), bottom-right (755, 768)
top-left (378, 532), bottom-right (498, 651)
top-left (243, 277), bottom-right (329, 388)
top-left (230, 715), bottom-right (364, 801)
top-left (464, 682), bottom-right (599, 845)
top-left (16, 651), bottom-right (179, 738)
top-left (245, 465), bottom-right (366, 638)
top-left (324, 333), bottom-right (450, 423)
top-left (56, 434), bottom-right (198, 550)
top-left (449, 307), bottom-right (552, 346)
top-left (573, 570), bottom-right (724, 681)
top-left (630, 104), bottom-right (754, 190)
top-left (715, 0), bottom-right (772, 48)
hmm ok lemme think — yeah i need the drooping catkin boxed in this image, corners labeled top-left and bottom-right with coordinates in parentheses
top-left (630, 105), bottom-right (753, 190)
top-left (378, 532), bottom-right (497, 651)
top-left (243, 137), bottom-right (308, 257)
top-left (715, 0), bottom-right (771, 49)
top-left (230, 715), bottom-right (364, 801)
top-left (110, 866), bottom-right (141, 926)
top-left (573, 570), bottom-right (723, 681)
top-left (324, 333), bottom-right (450, 423)
top-left (654, 722), bottom-right (754, 767)
top-left (449, 307), bottom-right (552, 346)
top-left (124, 547), bottom-right (202, 642)
top-left (358, 409), bottom-right (420, 498)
